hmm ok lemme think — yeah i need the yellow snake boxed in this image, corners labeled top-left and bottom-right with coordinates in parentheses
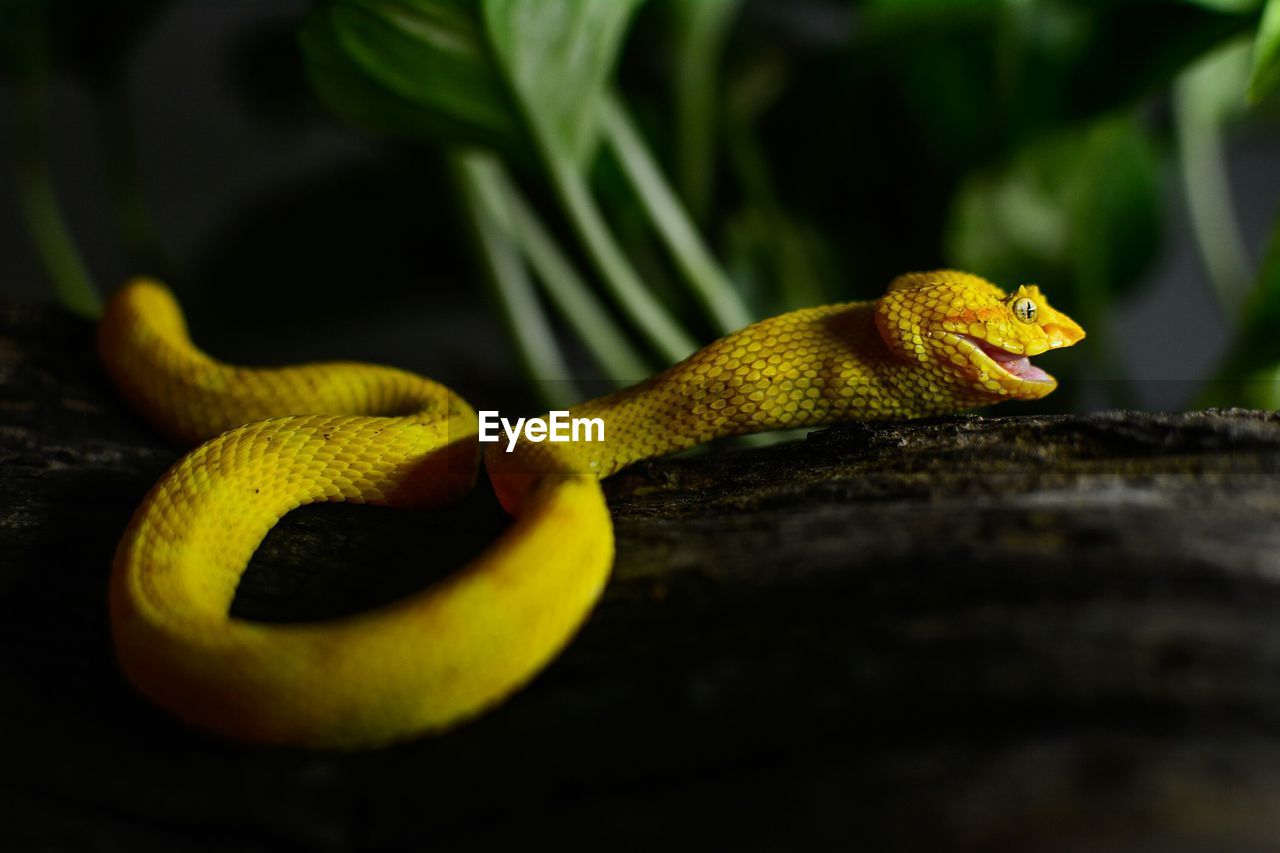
top-left (99, 270), bottom-right (1083, 748)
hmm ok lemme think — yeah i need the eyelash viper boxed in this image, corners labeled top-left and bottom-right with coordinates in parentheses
top-left (99, 269), bottom-right (1084, 748)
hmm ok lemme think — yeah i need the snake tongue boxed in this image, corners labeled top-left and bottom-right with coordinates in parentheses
top-left (978, 340), bottom-right (1053, 383)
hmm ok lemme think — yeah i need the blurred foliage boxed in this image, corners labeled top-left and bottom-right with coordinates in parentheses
top-left (301, 1), bottom-right (522, 154)
top-left (5, 0), bottom-right (1280, 410)
top-left (1176, 38), bottom-right (1256, 318)
top-left (947, 117), bottom-right (1162, 306)
top-left (1209, 216), bottom-right (1280, 406)
top-left (1, 0), bottom-right (174, 315)
top-left (669, 0), bottom-right (742, 223)
top-left (1249, 0), bottom-right (1280, 100)
top-left (483, 0), bottom-right (645, 166)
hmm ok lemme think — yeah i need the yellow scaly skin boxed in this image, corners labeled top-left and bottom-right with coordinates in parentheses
top-left (100, 270), bottom-right (1083, 748)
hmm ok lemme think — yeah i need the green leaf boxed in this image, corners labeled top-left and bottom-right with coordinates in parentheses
top-left (300, 9), bottom-right (428, 137)
top-left (303, 0), bottom-right (647, 159)
top-left (1248, 0), bottom-right (1280, 101)
top-left (482, 0), bottom-right (646, 165)
top-left (300, 0), bottom-right (521, 152)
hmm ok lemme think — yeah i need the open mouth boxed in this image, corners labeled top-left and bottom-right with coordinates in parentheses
top-left (949, 334), bottom-right (1055, 386)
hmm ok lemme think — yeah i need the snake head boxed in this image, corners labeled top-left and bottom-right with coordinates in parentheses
top-left (874, 270), bottom-right (1085, 401)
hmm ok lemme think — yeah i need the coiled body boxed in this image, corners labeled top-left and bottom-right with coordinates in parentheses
top-left (101, 272), bottom-right (1082, 747)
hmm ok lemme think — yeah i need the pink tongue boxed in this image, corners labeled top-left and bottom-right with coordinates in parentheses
top-left (980, 341), bottom-right (1052, 382)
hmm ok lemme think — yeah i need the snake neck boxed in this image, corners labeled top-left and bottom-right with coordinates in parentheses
top-left (488, 301), bottom-right (984, 504)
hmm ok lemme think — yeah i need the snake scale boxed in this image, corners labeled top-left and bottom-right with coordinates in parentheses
top-left (99, 270), bottom-right (1084, 748)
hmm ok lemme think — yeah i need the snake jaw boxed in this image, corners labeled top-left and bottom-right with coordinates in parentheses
top-left (935, 331), bottom-right (1061, 400)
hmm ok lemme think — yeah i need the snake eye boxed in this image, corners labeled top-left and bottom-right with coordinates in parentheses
top-left (1012, 296), bottom-right (1038, 324)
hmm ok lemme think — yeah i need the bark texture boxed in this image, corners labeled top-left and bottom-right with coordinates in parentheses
top-left (5, 301), bottom-right (1280, 851)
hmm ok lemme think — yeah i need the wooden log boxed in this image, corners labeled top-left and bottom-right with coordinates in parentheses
top-left (4, 300), bottom-right (1280, 850)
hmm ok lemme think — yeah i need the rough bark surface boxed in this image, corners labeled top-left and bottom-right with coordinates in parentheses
top-left (5, 301), bottom-right (1280, 851)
